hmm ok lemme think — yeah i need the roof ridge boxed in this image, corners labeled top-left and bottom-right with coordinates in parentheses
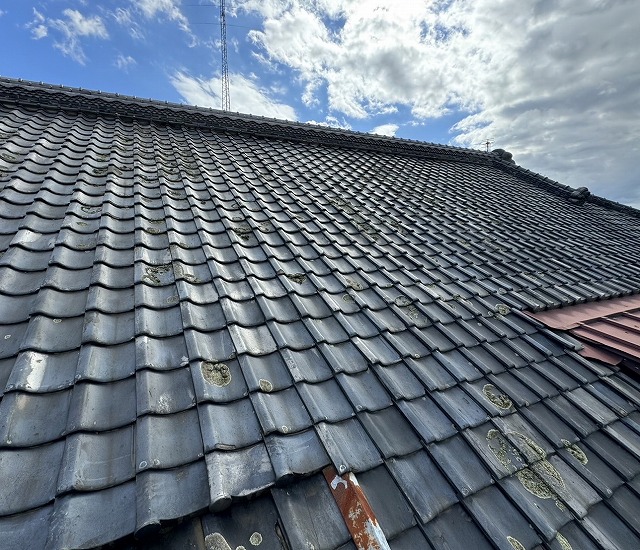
top-left (1, 76), bottom-right (639, 219)
top-left (0, 76), bottom-right (473, 156)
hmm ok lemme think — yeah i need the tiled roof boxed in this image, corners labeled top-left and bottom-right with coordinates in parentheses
top-left (2, 77), bottom-right (640, 549)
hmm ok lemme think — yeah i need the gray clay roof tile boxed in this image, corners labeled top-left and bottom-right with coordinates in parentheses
top-left (297, 379), bottom-right (355, 423)
top-left (251, 386), bottom-right (312, 436)
top-left (397, 394), bottom-right (457, 444)
top-left (6, 349), bottom-right (79, 393)
top-left (581, 500), bottom-right (640, 549)
top-left (0, 505), bottom-right (52, 550)
top-left (135, 461), bottom-right (210, 537)
top-left (387, 450), bottom-right (458, 525)
top-left (337, 369), bottom-right (393, 412)
top-left (272, 474), bottom-right (351, 550)
top-left (66, 378), bottom-right (136, 433)
top-left (3, 79), bottom-right (640, 548)
top-left (358, 406), bottom-right (422, 459)
top-left (47, 482), bottom-right (136, 549)
top-left (584, 430), bottom-right (640, 481)
top-left (205, 443), bottom-right (275, 511)
top-left (316, 417), bottom-right (383, 473)
top-left (0, 441), bottom-right (64, 515)
top-left (0, 389), bottom-right (70, 447)
top-left (465, 484), bottom-right (542, 550)
top-left (356, 465), bottom-right (416, 539)
top-left (57, 426), bottom-right (135, 493)
top-left (421, 503), bottom-right (494, 550)
top-left (427, 433), bottom-right (493, 497)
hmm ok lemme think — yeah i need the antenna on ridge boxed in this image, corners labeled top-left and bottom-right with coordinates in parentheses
top-left (220, 0), bottom-right (230, 111)
top-left (478, 138), bottom-right (494, 152)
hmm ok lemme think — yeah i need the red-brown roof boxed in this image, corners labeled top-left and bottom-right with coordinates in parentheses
top-left (528, 295), bottom-right (640, 369)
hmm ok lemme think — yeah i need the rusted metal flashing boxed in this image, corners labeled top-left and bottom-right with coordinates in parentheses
top-left (527, 296), bottom-right (640, 368)
top-left (323, 466), bottom-right (391, 550)
top-left (527, 295), bottom-right (640, 330)
top-left (578, 342), bottom-right (623, 366)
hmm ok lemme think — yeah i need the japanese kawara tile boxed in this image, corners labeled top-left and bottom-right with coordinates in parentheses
top-left (3, 79), bottom-right (640, 550)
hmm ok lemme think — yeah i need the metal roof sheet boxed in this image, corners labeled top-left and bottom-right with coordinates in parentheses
top-left (529, 295), bottom-right (640, 370)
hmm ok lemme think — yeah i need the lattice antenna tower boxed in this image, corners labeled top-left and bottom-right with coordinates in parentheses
top-left (220, 0), bottom-right (230, 111)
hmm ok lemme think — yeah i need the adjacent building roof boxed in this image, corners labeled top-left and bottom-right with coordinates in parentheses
top-left (2, 77), bottom-right (640, 550)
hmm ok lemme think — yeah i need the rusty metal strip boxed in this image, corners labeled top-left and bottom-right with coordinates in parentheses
top-left (578, 341), bottom-right (623, 365)
top-left (323, 466), bottom-right (391, 550)
top-left (526, 295), bottom-right (640, 330)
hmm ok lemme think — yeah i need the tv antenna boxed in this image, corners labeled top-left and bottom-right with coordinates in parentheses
top-left (220, 0), bottom-right (230, 111)
top-left (479, 138), bottom-right (494, 152)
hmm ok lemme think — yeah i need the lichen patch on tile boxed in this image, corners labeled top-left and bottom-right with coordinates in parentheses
top-left (394, 296), bottom-right (412, 307)
top-left (561, 439), bottom-right (588, 465)
top-left (346, 278), bottom-right (364, 291)
top-left (202, 362), bottom-right (232, 387)
top-left (285, 273), bottom-right (307, 284)
top-left (482, 384), bottom-right (513, 410)
top-left (232, 225), bottom-right (252, 240)
top-left (205, 533), bottom-right (232, 550)
top-left (487, 428), bottom-right (567, 509)
top-left (142, 264), bottom-right (172, 286)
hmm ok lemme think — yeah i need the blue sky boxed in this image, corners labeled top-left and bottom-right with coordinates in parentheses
top-left (1, 0), bottom-right (638, 207)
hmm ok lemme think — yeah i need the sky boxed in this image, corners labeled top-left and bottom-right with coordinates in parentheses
top-left (1, 0), bottom-right (638, 208)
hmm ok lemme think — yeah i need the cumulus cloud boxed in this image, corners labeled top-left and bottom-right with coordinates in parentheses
top-left (237, 0), bottom-right (640, 206)
top-left (27, 8), bottom-right (109, 64)
top-left (171, 72), bottom-right (297, 120)
top-left (371, 123), bottom-right (399, 137)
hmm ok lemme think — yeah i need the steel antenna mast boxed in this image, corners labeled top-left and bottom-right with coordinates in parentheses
top-left (220, 0), bottom-right (230, 111)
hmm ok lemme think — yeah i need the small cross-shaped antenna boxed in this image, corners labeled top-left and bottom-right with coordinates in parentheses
top-left (480, 138), bottom-right (494, 152)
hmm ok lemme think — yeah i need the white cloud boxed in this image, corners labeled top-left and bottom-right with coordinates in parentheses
top-left (171, 72), bottom-right (297, 120)
top-left (238, 0), bottom-right (640, 206)
top-left (371, 123), bottom-right (399, 137)
top-left (113, 7), bottom-right (144, 40)
top-left (115, 54), bottom-right (137, 71)
top-left (59, 9), bottom-right (108, 38)
top-left (26, 8), bottom-right (48, 39)
top-left (113, 8), bottom-right (132, 26)
top-left (306, 116), bottom-right (352, 130)
top-left (26, 8), bottom-right (108, 64)
top-left (132, 0), bottom-right (195, 44)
